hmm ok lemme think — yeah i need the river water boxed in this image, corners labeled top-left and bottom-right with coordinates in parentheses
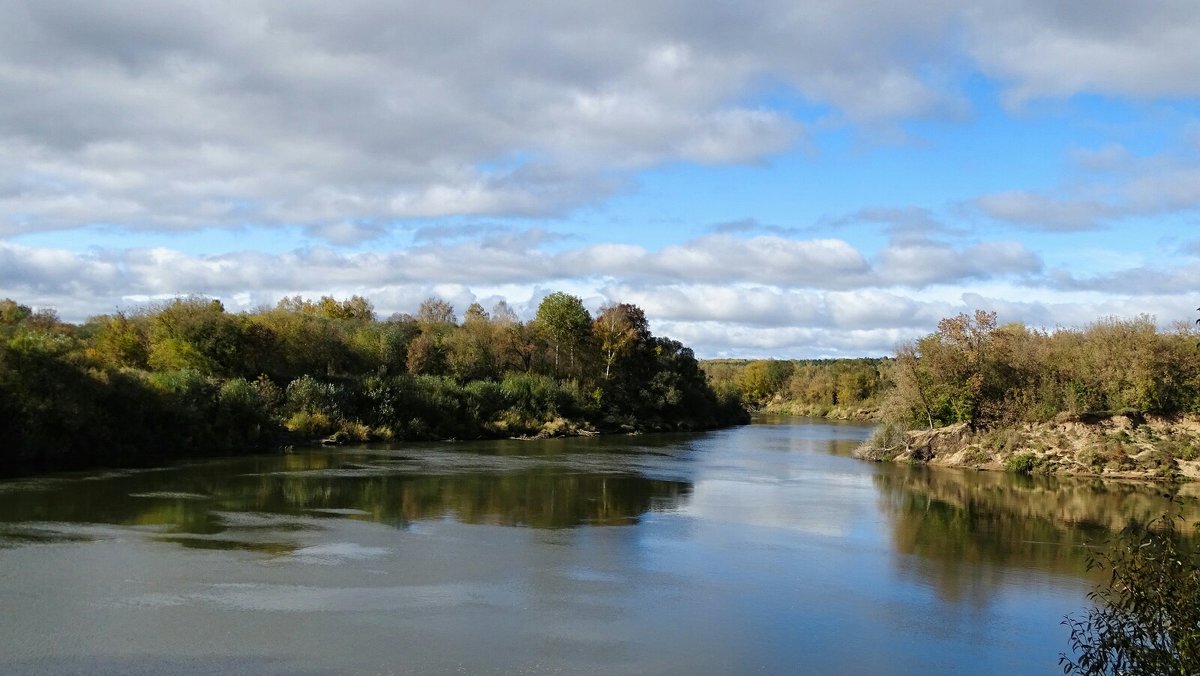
top-left (0, 417), bottom-right (1191, 674)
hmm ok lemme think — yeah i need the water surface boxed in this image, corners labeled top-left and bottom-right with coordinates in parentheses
top-left (0, 418), bottom-right (1190, 674)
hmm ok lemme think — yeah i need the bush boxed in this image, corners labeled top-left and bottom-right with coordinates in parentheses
top-left (284, 410), bottom-right (334, 438)
top-left (285, 374), bottom-right (344, 417)
top-left (853, 423), bottom-right (908, 462)
top-left (500, 372), bottom-right (563, 419)
top-left (1062, 514), bottom-right (1200, 674)
top-left (1005, 452), bottom-right (1039, 474)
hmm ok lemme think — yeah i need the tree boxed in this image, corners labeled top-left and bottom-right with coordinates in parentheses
top-left (1061, 514), bottom-right (1200, 674)
top-left (535, 292), bottom-right (592, 378)
top-left (90, 312), bottom-right (150, 368)
top-left (318, 295), bottom-right (375, 321)
top-left (448, 306), bottom-right (498, 382)
top-left (0, 298), bottom-right (32, 327)
top-left (737, 359), bottom-right (793, 403)
top-left (147, 297), bottom-right (245, 376)
top-left (593, 303), bottom-right (649, 380)
top-left (464, 302), bottom-right (489, 324)
top-left (406, 331), bottom-right (449, 376)
top-left (891, 342), bottom-right (936, 430)
top-left (417, 297), bottom-right (457, 327)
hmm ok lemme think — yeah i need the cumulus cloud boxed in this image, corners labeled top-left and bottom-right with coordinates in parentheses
top-left (0, 230), bottom-right (1047, 329)
top-left (964, 0), bottom-right (1200, 105)
top-left (973, 192), bottom-right (1113, 232)
top-left (0, 229), bottom-right (1192, 357)
top-left (3, 2), bottom-right (1198, 239)
top-left (708, 219), bottom-right (801, 237)
top-left (302, 221), bottom-right (387, 246)
top-left (838, 207), bottom-right (955, 241)
top-left (973, 143), bottom-right (1200, 231)
top-left (956, 291), bottom-right (1198, 332)
top-left (1043, 261), bottom-right (1200, 296)
top-left (874, 239), bottom-right (1042, 285)
top-left (969, 168), bottom-right (1200, 231)
top-left (656, 287), bottom-right (1199, 359)
top-left (3, 3), bottom-right (1199, 356)
top-left (654, 321), bottom-right (922, 359)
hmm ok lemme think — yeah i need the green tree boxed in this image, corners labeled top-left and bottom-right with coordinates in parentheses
top-left (447, 307), bottom-right (498, 382)
top-left (0, 298), bottom-right (32, 331)
top-left (737, 359), bottom-right (793, 404)
top-left (535, 292), bottom-right (592, 378)
top-left (89, 312), bottom-right (150, 368)
top-left (1062, 515), bottom-right (1200, 674)
top-left (147, 297), bottom-right (238, 375)
top-left (594, 303), bottom-right (649, 381)
top-left (318, 295), bottom-right (375, 321)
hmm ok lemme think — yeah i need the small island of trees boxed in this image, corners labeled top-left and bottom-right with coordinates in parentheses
top-left (0, 293), bottom-right (747, 476)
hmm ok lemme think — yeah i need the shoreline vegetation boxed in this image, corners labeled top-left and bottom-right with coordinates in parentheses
top-left (700, 357), bottom-right (888, 421)
top-left (861, 310), bottom-right (1200, 485)
top-left (6, 290), bottom-right (1198, 486)
top-left (0, 294), bottom-right (747, 477)
top-left (704, 310), bottom-right (1200, 484)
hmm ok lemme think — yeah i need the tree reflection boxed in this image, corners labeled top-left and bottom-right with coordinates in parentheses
top-left (874, 465), bottom-right (1199, 604)
top-left (0, 447), bottom-right (692, 554)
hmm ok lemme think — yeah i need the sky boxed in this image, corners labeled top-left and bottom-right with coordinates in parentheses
top-left (1, 1), bottom-right (1199, 358)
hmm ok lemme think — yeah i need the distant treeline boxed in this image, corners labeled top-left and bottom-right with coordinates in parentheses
top-left (0, 295), bottom-right (747, 475)
top-left (703, 357), bottom-right (890, 417)
top-left (704, 309), bottom-right (1200, 430)
top-left (885, 310), bottom-right (1200, 430)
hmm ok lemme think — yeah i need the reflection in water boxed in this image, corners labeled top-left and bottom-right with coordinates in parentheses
top-left (875, 464), bottom-right (1197, 604)
top-left (0, 441), bottom-right (694, 554)
top-left (3, 420), bottom-right (1200, 674)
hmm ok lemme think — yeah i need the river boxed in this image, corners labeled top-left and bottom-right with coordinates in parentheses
top-left (0, 417), bottom-right (1192, 674)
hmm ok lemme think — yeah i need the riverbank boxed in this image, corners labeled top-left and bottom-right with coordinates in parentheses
top-left (0, 294), bottom-right (748, 478)
top-left (855, 413), bottom-right (1200, 487)
top-left (758, 399), bottom-right (879, 421)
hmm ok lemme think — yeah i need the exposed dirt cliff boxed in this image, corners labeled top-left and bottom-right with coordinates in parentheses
top-left (856, 413), bottom-right (1200, 491)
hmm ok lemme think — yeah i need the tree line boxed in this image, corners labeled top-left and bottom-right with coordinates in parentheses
top-left (703, 309), bottom-right (1200, 433)
top-left (703, 357), bottom-right (890, 417)
top-left (884, 310), bottom-right (1200, 431)
top-left (0, 294), bottom-right (747, 475)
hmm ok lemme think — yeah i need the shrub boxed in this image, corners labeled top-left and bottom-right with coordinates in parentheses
top-left (284, 374), bottom-right (345, 417)
top-left (500, 372), bottom-right (562, 419)
top-left (284, 410), bottom-right (334, 438)
top-left (1005, 452), bottom-right (1039, 474)
top-left (335, 419), bottom-right (371, 442)
top-left (1062, 515), bottom-right (1200, 674)
top-left (853, 423), bottom-right (908, 462)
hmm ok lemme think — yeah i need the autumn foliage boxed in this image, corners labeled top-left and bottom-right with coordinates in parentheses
top-left (886, 311), bottom-right (1200, 430)
top-left (0, 294), bottom-right (746, 475)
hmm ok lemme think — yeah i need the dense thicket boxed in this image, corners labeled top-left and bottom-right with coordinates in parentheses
top-left (885, 310), bottom-right (1200, 430)
top-left (0, 295), bottom-right (746, 475)
top-left (703, 357), bottom-right (890, 416)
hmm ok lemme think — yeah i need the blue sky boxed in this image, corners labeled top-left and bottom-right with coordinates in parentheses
top-left (1, 1), bottom-right (1198, 357)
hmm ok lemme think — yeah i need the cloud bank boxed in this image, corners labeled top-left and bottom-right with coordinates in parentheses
top-left (2, 2), bottom-right (1198, 357)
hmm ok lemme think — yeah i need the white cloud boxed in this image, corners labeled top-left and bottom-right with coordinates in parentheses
top-left (874, 239), bottom-right (1042, 285)
top-left (3, 3), bottom-right (1200, 357)
top-left (973, 192), bottom-right (1112, 232)
top-left (973, 143), bottom-right (1200, 231)
top-left (965, 0), bottom-right (1200, 105)
top-left (4, 2), bottom-right (1199, 239)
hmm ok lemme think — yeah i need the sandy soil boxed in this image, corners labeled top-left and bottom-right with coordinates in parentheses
top-left (857, 413), bottom-right (1200, 490)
